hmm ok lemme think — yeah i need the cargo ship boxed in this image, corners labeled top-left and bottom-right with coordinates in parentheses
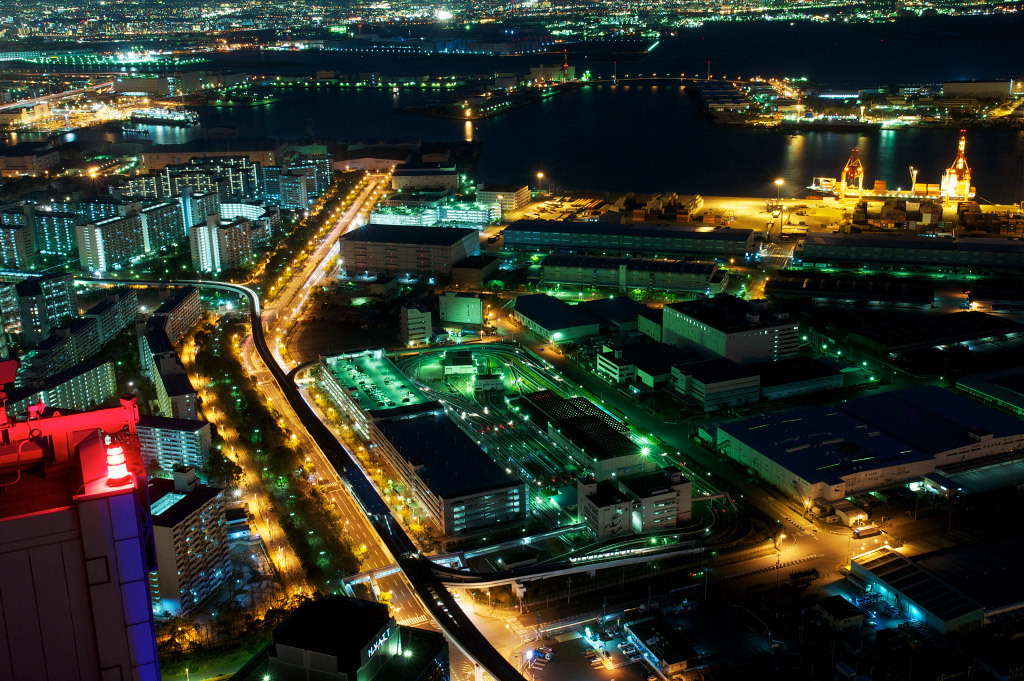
top-left (781, 118), bottom-right (881, 133)
top-left (129, 107), bottom-right (199, 127)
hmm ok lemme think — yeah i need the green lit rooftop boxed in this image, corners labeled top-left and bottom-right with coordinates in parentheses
top-left (323, 349), bottom-right (428, 414)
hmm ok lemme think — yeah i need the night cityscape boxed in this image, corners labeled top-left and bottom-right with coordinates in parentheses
top-left (1, 1), bottom-right (1024, 681)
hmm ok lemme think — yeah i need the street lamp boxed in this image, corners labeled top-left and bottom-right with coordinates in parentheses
top-left (536, 172), bottom-right (544, 193)
top-left (774, 178), bottom-right (783, 203)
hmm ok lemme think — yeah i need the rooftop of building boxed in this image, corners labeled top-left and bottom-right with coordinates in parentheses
top-left (137, 413), bottom-right (209, 433)
top-left (0, 142), bottom-right (55, 157)
top-left (765, 272), bottom-right (935, 305)
top-left (542, 253), bottom-right (719, 275)
top-left (584, 480), bottom-right (629, 507)
top-left (625, 618), bottom-right (700, 666)
top-left (853, 547), bottom-right (983, 623)
top-left (816, 594), bottom-right (864, 621)
top-left (453, 254), bottom-right (500, 270)
top-left (478, 184), bottom-right (527, 193)
top-left (521, 390), bottom-right (624, 427)
top-left (507, 219), bottom-right (752, 241)
top-left (757, 356), bottom-right (842, 387)
top-left (513, 294), bottom-right (599, 332)
top-left (674, 358), bottom-right (760, 384)
top-left (717, 405), bottom-right (933, 486)
top-left (578, 297), bottom-right (650, 328)
top-left (272, 596), bottom-right (391, 670)
top-left (837, 386), bottom-right (1024, 456)
top-left (149, 476), bottom-right (222, 528)
top-left (393, 162), bottom-right (456, 173)
top-left (803, 232), bottom-right (1024, 254)
top-left (376, 411), bottom-right (520, 499)
top-left (557, 415), bottom-right (640, 461)
top-left (668, 294), bottom-right (793, 333)
top-left (848, 311), bottom-right (1022, 353)
top-left (143, 137), bottom-right (283, 154)
top-left (152, 286), bottom-right (199, 316)
top-left (618, 468), bottom-right (688, 500)
top-left (340, 224), bottom-right (477, 246)
top-left (909, 536), bottom-right (1024, 613)
top-left (322, 350), bottom-right (428, 416)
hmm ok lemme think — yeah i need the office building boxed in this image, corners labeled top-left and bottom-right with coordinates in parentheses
top-left (477, 184), bottom-right (530, 213)
top-left (13, 271), bottom-right (76, 343)
top-left (715, 387), bottom-right (1024, 504)
top-left (0, 397), bottom-right (160, 681)
top-left (339, 225), bottom-right (479, 277)
top-left (400, 305), bottom-right (432, 346)
top-left (149, 286), bottom-right (202, 343)
top-left (0, 222), bottom-right (37, 269)
top-left (256, 596), bottom-right (449, 681)
top-left (578, 467), bottom-right (692, 538)
top-left (137, 415), bottom-right (212, 472)
top-left (662, 294), bottom-right (800, 363)
top-left (392, 162), bottom-right (458, 191)
top-left (512, 294), bottom-right (600, 342)
top-left (504, 220), bottom-right (755, 261)
top-left (77, 214), bottom-right (145, 272)
top-left (5, 359), bottom-right (118, 415)
top-left (376, 409), bottom-right (526, 534)
top-left (148, 467), bottom-right (230, 616)
top-left (189, 214), bottom-right (255, 273)
top-left (439, 291), bottom-right (484, 325)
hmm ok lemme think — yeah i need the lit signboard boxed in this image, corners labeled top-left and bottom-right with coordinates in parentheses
top-left (368, 627), bottom-right (391, 659)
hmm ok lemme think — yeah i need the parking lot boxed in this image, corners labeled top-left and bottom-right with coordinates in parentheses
top-left (524, 629), bottom-right (653, 681)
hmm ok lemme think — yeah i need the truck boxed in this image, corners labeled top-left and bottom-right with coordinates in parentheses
top-left (853, 524), bottom-right (881, 539)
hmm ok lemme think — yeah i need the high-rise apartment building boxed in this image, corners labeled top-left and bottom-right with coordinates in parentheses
top-left (0, 221), bottom-right (38, 270)
top-left (137, 414), bottom-right (212, 472)
top-left (178, 188), bottom-right (221, 235)
top-left (76, 214), bottom-right (145, 272)
top-left (13, 271), bottom-right (76, 343)
top-left (278, 171), bottom-right (309, 209)
top-left (189, 214), bottom-right (254, 273)
top-left (139, 201), bottom-right (186, 253)
top-left (148, 466), bottom-right (230, 617)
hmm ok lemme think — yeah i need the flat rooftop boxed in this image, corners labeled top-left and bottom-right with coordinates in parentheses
top-left (323, 350), bottom-right (428, 416)
top-left (718, 406), bottom-right (932, 486)
top-left (765, 273), bottom-right (934, 305)
top-left (149, 478), bottom-right (222, 528)
top-left (668, 294), bottom-right (793, 333)
top-left (513, 294), bottom-right (598, 332)
top-left (340, 224), bottom-right (477, 246)
top-left (542, 253), bottom-right (718, 276)
top-left (578, 297), bottom-right (649, 327)
top-left (507, 219), bottom-right (752, 241)
top-left (848, 311), bottom-right (1023, 353)
top-left (376, 412), bottom-right (520, 499)
top-left (911, 537), bottom-right (1024, 614)
top-left (453, 254), bottom-right (500, 270)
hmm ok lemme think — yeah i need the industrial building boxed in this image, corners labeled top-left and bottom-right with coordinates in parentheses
top-left (577, 467), bottom-right (692, 538)
top-left (391, 162), bottom-right (458, 191)
top-left (256, 596), bottom-right (449, 681)
top-left (339, 224), bottom-right (479, 277)
top-left (852, 547), bottom-right (985, 634)
top-left (512, 294), bottom-right (601, 342)
top-left (765, 272), bottom-right (935, 307)
top-left (520, 390), bottom-right (655, 481)
top-left (541, 254), bottom-right (727, 294)
top-left (847, 311), bottom-right (1022, 357)
top-left (376, 409), bottom-right (526, 535)
top-left (796, 232), bottom-right (1024, 271)
top-left (504, 220), bottom-right (754, 260)
top-left (715, 387), bottom-right (1024, 503)
top-left (451, 254), bottom-right (501, 289)
top-left (370, 202), bottom-right (500, 227)
top-left (317, 350), bottom-right (525, 534)
top-left (399, 304), bottom-right (432, 345)
top-left (662, 294), bottom-right (800, 363)
top-left (148, 466), bottom-right (230, 616)
top-left (942, 80), bottom-right (1014, 98)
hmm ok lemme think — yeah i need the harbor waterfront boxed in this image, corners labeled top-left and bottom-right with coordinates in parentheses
top-left (195, 84), bottom-right (1024, 203)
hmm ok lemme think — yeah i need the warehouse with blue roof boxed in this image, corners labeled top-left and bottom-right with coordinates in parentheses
top-left (716, 387), bottom-right (1024, 503)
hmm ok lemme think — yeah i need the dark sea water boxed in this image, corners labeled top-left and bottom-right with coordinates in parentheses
top-left (197, 83), bottom-right (1024, 203)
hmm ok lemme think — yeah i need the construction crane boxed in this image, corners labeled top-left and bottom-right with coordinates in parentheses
top-left (838, 149), bottom-right (865, 200)
top-left (940, 129), bottom-right (974, 201)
